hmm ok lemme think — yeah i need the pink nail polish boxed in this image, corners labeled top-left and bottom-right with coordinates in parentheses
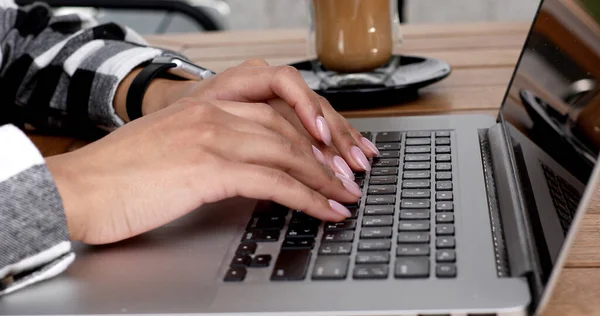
top-left (316, 116), bottom-right (332, 146)
top-left (332, 156), bottom-right (354, 180)
top-left (350, 146), bottom-right (371, 171)
top-left (336, 174), bottom-right (362, 197)
top-left (361, 137), bottom-right (380, 156)
top-left (312, 145), bottom-right (327, 165)
top-left (328, 200), bottom-right (352, 217)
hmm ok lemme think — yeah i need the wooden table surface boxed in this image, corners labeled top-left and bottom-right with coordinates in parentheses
top-left (28, 22), bottom-right (600, 315)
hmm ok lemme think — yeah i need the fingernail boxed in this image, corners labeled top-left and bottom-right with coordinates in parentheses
top-left (332, 156), bottom-right (354, 180)
top-left (336, 174), bottom-right (362, 197)
top-left (328, 200), bottom-right (352, 217)
top-left (312, 145), bottom-right (327, 165)
top-left (316, 116), bottom-right (332, 146)
top-left (350, 146), bottom-right (371, 171)
top-left (361, 137), bottom-right (380, 156)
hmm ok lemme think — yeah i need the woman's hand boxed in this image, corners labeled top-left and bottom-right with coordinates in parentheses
top-left (116, 59), bottom-right (379, 174)
top-left (47, 98), bottom-right (361, 245)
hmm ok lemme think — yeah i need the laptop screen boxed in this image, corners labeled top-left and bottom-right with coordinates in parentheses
top-left (499, 0), bottom-right (600, 284)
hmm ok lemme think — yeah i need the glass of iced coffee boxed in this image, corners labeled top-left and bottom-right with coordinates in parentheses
top-left (309, 0), bottom-right (402, 89)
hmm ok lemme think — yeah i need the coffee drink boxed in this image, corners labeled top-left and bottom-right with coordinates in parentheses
top-left (312, 0), bottom-right (394, 73)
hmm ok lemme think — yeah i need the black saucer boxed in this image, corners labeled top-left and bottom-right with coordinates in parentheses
top-left (290, 55), bottom-right (451, 110)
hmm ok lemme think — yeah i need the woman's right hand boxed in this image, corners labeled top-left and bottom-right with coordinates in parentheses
top-left (46, 98), bottom-right (361, 245)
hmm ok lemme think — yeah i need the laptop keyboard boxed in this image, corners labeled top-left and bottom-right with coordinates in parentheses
top-left (224, 130), bottom-right (457, 282)
top-left (541, 163), bottom-right (581, 235)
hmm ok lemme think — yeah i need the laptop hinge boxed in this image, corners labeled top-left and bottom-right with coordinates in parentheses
top-left (486, 124), bottom-right (535, 277)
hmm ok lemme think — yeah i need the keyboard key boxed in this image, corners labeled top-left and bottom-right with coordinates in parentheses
top-left (324, 220), bottom-right (356, 231)
top-left (356, 252), bottom-right (390, 264)
top-left (271, 249), bottom-right (312, 281)
top-left (436, 181), bottom-right (453, 191)
top-left (404, 154), bottom-right (431, 162)
top-left (236, 242), bottom-right (257, 255)
top-left (354, 171), bottom-right (366, 179)
top-left (371, 167), bottom-right (398, 176)
top-left (353, 265), bottom-right (389, 279)
top-left (246, 214), bottom-right (286, 231)
top-left (402, 189), bottom-right (431, 199)
top-left (376, 132), bottom-right (402, 143)
top-left (251, 254), bottom-right (272, 267)
top-left (436, 264), bottom-right (457, 278)
top-left (435, 131), bottom-right (451, 138)
top-left (282, 238), bottom-right (315, 249)
top-left (436, 202), bottom-right (454, 212)
top-left (404, 162), bottom-right (430, 170)
top-left (436, 163), bottom-right (452, 171)
top-left (405, 146), bottom-right (431, 154)
top-left (406, 138), bottom-right (431, 146)
top-left (403, 171), bottom-right (430, 179)
top-left (355, 178), bottom-right (364, 187)
top-left (401, 199), bottom-right (430, 209)
top-left (287, 225), bottom-right (318, 238)
top-left (368, 185), bottom-right (397, 195)
top-left (436, 237), bottom-right (456, 249)
top-left (322, 231), bottom-right (354, 242)
top-left (362, 216), bottom-right (394, 227)
top-left (312, 256), bottom-right (349, 280)
top-left (435, 138), bottom-right (451, 145)
top-left (435, 146), bottom-right (451, 154)
top-left (397, 244), bottom-right (430, 256)
top-left (319, 242), bottom-right (352, 255)
top-left (379, 151), bottom-right (400, 158)
top-left (400, 210), bottom-right (430, 220)
top-left (360, 227), bottom-right (393, 239)
top-left (407, 131), bottom-right (431, 138)
top-left (364, 205), bottom-right (394, 215)
top-left (242, 231), bottom-right (280, 242)
top-left (436, 250), bottom-right (456, 263)
top-left (436, 192), bottom-right (453, 201)
top-left (366, 195), bottom-right (396, 205)
top-left (370, 175), bottom-right (397, 185)
top-left (398, 232), bottom-right (430, 244)
top-left (436, 154), bottom-right (451, 162)
top-left (373, 158), bottom-right (400, 167)
top-left (436, 172), bottom-right (452, 181)
top-left (231, 254), bottom-right (251, 267)
top-left (224, 267), bottom-right (246, 282)
top-left (398, 220), bottom-right (430, 232)
top-left (376, 143), bottom-right (401, 151)
top-left (436, 224), bottom-right (455, 236)
top-left (436, 213), bottom-right (454, 223)
top-left (358, 239), bottom-right (392, 251)
top-left (347, 207), bottom-right (360, 219)
top-left (395, 257), bottom-right (430, 278)
top-left (402, 180), bottom-right (430, 189)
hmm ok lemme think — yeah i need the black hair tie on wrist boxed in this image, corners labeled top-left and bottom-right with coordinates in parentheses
top-left (126, 62), bottom-right (178, 121)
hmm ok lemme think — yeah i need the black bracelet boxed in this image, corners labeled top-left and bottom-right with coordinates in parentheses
top-left (126, 62), bottom-right (178, 121)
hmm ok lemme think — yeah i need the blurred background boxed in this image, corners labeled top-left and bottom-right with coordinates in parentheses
top-left (33, 0), bottom-right (542, 35)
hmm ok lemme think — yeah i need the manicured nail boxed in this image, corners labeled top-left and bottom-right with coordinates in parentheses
top-left (332, 156), bottom-right (354, 180)
top-left (361, 137), bottom-right (380, 156)
top-left (312, 145), bottom-right (327, 165)
top-left (336, 173), bottom-right (362, 197)
top-left (328, 200), bottom-right (352, 217)
top-left (350, 146), bottom-right (371, 171)
top-left (316, 116), bottom-right (332, 146)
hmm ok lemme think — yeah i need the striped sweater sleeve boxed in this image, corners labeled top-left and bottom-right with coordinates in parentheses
top-left (0, 0), bottom-right (184, 295)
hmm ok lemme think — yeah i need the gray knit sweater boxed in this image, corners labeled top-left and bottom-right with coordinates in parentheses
top-left (0, 0), bottom-right (174, 295)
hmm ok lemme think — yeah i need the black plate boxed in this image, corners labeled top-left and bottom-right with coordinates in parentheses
top-left (291, 55), bottom-right (452, 110)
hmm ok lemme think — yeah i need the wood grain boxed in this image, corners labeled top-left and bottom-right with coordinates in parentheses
top-left (32, 22), bottom-right (600, 314)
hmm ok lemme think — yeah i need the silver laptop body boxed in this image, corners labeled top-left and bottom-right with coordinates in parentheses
top-left (2, 0), bottom-right (600, 315)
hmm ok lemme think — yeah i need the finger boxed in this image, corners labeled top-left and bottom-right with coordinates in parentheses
top-left (213, 65), bottom-right (332, 146)
top-left (205, 126), bottom-right (361, 203)
top-left (224, 161), bottom-right (353, 222)
top-left (238, 58), bottom-right (270, 67)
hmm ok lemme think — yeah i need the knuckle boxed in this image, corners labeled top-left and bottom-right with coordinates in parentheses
top-left (196, 122), bottom-right (221, 141)
top-left (245, 58), bottom-right (269, 66)
top-left (266, 168), bottom-right (293, 189)
top-left (274, 65), bottom-right (301, 79)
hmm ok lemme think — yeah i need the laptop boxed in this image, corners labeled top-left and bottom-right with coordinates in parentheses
top-left (2, 0), bottom-right (600, 314)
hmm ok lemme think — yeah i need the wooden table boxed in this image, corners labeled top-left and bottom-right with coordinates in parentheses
top-left (28, 22), bottom-right (600, 315)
